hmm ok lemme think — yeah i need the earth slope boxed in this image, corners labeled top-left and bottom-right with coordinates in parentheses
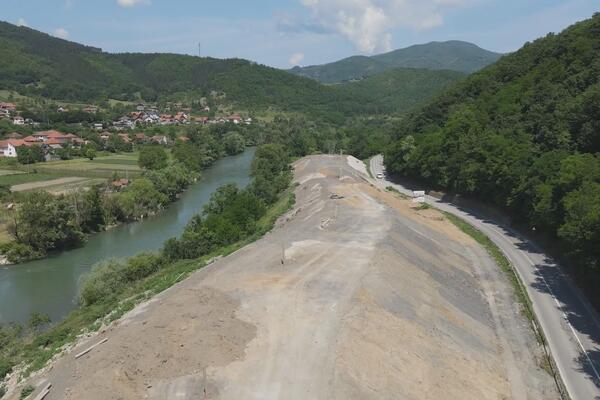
top-left (9, 155), bottom-right (557, 400)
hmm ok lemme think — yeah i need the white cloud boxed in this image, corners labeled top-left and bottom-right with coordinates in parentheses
top-left (16, 18), bottom-right (28, 27)
top-left (117, 0), bottom-right (150, 7)
top-left (54, 27), bottom-right (69, 39)
top-left (289, 52), bottom-right (305, 66)
top-left (300, 0), bottom-right (469, 53)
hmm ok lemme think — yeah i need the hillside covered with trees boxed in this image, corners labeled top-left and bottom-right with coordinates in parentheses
top-left (0, 21), bottom-right (463, 122)
top-left (385, 13), bottom-right (600, 302)
top-left (288, 40), bottom-right (502, 83)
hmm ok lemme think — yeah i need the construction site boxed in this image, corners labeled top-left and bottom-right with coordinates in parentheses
top-left (7, 155), bottom-right (558, 400)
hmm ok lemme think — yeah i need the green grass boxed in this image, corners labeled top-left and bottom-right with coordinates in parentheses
top-left (0, 172), bottom-right (65, 187)
top-left (90, 158), bottom-right (138, 166)
top-left (364, 159), bottom-right (374, 179)
top-left (10, 186), bottom-right (296, 381)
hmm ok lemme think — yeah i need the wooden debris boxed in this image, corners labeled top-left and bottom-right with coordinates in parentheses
top-left (74, 338), bottom-right (108, 359)
top-left (33, 383), bottom-right (52, 400)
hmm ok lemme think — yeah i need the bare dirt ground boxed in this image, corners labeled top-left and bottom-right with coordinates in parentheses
top-left (8, 155), bottom-right (558, 400)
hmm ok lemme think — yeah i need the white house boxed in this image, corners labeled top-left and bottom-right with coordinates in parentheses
top-left (0, 140), bottom-right (31, 157)
top-left (12, 116), bottom-right (24, 125)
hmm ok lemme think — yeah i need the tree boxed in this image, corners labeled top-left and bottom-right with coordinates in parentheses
top-left (117, 178), bottom-right (168, 220)
top-left (16, 145), bottom-right (44, 164)
top-left (84, 146), bottom-right (96, 161)
top-left (138, 145), bottom-right (168, 170)
top-left (223, 132), bottom-right (245, 155)
top-left (12, 191), bottom-right (84, 253)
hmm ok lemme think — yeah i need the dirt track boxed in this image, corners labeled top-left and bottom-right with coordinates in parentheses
top-left (9, 155), bottom-right (558, 399)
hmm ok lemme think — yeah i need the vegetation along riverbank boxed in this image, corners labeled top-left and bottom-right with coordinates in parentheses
top-left (0, 143), bottom-right (294, 391)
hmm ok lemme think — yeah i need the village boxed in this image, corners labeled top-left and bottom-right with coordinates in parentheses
top-left (0, 101), bottom-right (252, 161)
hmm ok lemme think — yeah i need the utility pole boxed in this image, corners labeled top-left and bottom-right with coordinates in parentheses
top-left (198, 42), bottom-right (202, 58)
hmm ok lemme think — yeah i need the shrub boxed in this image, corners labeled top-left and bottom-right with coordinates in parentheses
top-left (20, 385), bottom-right (35, 399)
top-left (0, 357), bottom-right (13, 380)
top-left (79, 253), bottom-right (162, 306)
top-left (0, 242), bottom-right (42, 263)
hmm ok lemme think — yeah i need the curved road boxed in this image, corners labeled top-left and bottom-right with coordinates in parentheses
top-left (371, 154), bottom-right (600, 400)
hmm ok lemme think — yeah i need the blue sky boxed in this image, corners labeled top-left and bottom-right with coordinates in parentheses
top-left (2, 0), bottom-right (599, 68)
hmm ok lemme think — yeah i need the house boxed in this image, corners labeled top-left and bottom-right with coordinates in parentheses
top-left (57, 106), bottom-right (69, 113)
top-left (160, 114), bottom-right (174, 125)
top-left (151, 135), bottom-right (169, 145)
top-left (12, 116), bottom-right (25, 125)
top-left (93, 123), bottom-right (103, 131)
top-left (34, 130), bottom-right (69, 143)
top-left (227, 115), bottom-right (242, 124)
top-left (0, 109), bottom-right (9, 119)
top-left (245, 117), bottom-right (253, 125)
top-left (136, 103), bottom-right (145, 112)
top-left (195, 116), bottom-right (209, 124)
top-left (23, 135), bottom-right (39, 143)
top-left (100, 132), bottom-right (111, 141)
top-left (112, 178), bottom-right (130, 191)
top-left (0, 139), bottom-right (35, 158)
top-left (174, 112), bottom-right (189, 123)
top-left (83, 106), bottom-right (98, 113)
top-left (134, 133), bottom-right (148, 144)
top-left (0, 102), bottom-right (16, 112)
top-left (117, 133), bottom-right (132, 143)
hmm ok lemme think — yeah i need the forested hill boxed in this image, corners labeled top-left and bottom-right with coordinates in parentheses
top-left (288, 41), bottom-right (502, 83)
top-left (337, 68), bottom-right (465, 115)
top-left (386, 13), bottom-right (600, 302)
top-left (0, 20), bottom-right (325, 107)
top-left (0, 21), bottom-right (464, 121)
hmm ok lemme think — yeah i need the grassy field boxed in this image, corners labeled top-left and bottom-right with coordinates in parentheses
top-left (0, 172), bottom-right (67, 187)
top-left (37, 154), bottom-right (141, 176)
top-left (0, 153), bottom-right (141, 192)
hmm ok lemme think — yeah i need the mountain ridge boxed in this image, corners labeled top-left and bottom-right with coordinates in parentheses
top-left (288, 40), bottom-right (503, 83)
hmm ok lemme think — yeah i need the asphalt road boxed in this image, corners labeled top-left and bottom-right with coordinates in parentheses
top-left (371, 154), bottom-right (600, 400)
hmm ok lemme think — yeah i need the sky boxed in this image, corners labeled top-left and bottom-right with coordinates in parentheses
top-left (2, 0), bottom-right (599, 68)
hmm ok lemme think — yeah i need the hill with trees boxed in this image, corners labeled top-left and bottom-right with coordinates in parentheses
top-left (385, 13), bottom-right (600, 303)
top-left (0, 21), bottom-right (464, 122)
top-left (288, 41), bottom-right (502, 83)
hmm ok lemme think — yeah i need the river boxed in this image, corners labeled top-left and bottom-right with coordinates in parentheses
top-left (0, 148), bottom-right (255, 325)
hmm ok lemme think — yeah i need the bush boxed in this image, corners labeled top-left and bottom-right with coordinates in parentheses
top-left (0, 357), bottom-right (13, 380)
top-left (20, 385), bottom-right (35, 399)
top-left (79, 253), bottom-right (162, 306)
top-left (0, 242), bottom-right (42, 263)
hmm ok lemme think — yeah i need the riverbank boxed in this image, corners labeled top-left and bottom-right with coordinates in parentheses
top-left (0, 149), bottom-right (256, 326)
top-left (0, 179), bottom-right (295, 398)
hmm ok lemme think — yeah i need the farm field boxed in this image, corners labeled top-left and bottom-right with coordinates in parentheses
top-left (37, 153), bottom-right (141, 176)
top-left (10, 177), bottom-right (107, 193)
top-left (0, 153), bottom-right (140, 191)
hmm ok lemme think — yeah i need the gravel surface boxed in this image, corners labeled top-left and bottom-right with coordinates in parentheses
top-left (9, 155), bottom-right (558, 400)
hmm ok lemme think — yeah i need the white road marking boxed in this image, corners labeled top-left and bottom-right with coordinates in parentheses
top-left (521, 253), bottom-right (600, 382)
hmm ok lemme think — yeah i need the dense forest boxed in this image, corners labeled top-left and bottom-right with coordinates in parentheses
top-left (386, 13), bottom-right (600, 303)
top-left (288, 40), bottom-right (502, 83)
top-left (0, 21), bottom-right (463, 122)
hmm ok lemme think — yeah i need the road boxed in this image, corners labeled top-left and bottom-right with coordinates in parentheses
top-left (371, 154), bottom-right (600, 400)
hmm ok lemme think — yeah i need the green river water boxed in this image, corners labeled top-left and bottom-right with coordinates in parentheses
top-left (0, 148), bottom-right (255, 325)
